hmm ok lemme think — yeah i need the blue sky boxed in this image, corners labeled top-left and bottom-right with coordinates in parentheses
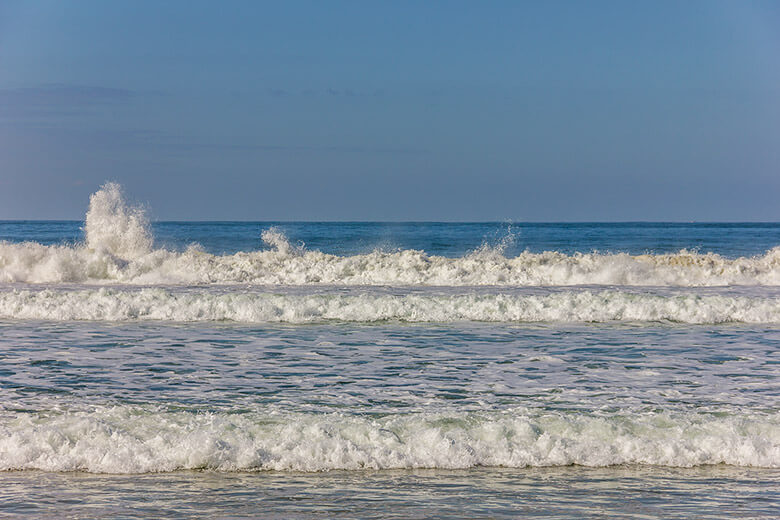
top-left (0, 0), bottom-right (778, 220)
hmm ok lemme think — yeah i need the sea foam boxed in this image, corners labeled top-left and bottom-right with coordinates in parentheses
top-left (0, 407), bottom-right (776, 473)
top-left (1, 288), bottom-right (778, 324)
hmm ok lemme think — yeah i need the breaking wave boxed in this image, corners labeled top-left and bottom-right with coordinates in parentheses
top-left (1, 288), bottom-right (778, 324)
top-left (1, 407), bottom-right (776, 473)
top-left (1, 183), bottom-right (779, 286)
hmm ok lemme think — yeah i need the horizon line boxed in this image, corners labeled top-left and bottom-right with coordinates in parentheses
top-left (1, 219), bottom-right (779, 225)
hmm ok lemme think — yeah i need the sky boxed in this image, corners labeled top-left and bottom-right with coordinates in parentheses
top-left (0, 0), bottom-right (778, 221)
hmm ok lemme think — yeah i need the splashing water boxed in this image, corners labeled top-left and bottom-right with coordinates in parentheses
top-left (84, 182), bottom-right (152, 260)
top-left (261, 227), bottom-right (303, 255)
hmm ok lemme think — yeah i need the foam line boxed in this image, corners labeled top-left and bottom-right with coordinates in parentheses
top-left (1, 288), bottom-right (778, 323)
top-left (1, 407), bottom-right (776, 473)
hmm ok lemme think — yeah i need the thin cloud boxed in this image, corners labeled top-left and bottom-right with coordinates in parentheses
top-left (0, 84), bottom-right (136, 118)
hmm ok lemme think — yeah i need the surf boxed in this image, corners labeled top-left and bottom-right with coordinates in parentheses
top-left (1, 287), bottom-right (779, 324)
top-left (1, 183), bottom-right (779, 286)
top-left (1, 406), bottom-right (776, 473)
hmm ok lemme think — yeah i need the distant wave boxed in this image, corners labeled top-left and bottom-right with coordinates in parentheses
top-left (0, 406), bottom-right (776, 472)
top-left (1, 288), bottom-right (778, 324)
top-left (0, 184), bottom-right (779, 286)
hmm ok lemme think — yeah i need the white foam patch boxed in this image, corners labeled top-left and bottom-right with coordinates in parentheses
top-left (0, 288), bottom-right (778, 324)
top-left (1, 184), bottom-right (779, 286)
top-left (0, 407), bottom-right (776, 473)
top-left (2, 239), bottom-right (779, 286)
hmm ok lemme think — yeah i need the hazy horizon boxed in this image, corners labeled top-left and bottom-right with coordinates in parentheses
top-left (3, 218), bottom-right (780, 224)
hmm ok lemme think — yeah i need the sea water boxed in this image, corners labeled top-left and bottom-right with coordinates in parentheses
top-left (0, 183), bottom-right (778, 518)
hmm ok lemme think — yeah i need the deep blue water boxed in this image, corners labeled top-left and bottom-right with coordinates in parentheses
top-left (2, 221), bottom-right (779, 257)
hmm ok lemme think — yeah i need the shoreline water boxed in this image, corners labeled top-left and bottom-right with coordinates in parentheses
top-left (2, 466), bottom-right (778, 519)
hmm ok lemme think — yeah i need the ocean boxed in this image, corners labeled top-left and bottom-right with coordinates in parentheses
top-left (0, 183), bottom-right (778, 518)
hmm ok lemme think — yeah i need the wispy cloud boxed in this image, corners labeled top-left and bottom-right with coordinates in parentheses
top-left (148, 139), bottom-right (430, 156)
top-left (0, 124), bottom-right (429, 156)
top-left (266, 87), bottom-right (386, 99)
top-left (0, 84), bottom-right (136, 117)
top-left (0, 84), bottom-right (423, 155)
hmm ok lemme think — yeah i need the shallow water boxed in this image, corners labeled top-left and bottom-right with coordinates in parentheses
top-left (2, 467), bottom-right (778, 519)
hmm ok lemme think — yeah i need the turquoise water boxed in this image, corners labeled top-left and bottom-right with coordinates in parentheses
top-left (0, 185), bottom-right (778, 517)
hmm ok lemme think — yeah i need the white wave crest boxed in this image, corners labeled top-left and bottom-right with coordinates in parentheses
top-left (0, 407), bottom-right (776, 473)
top-left (1, 184), bottom-right (779, 286)
top-left (2, 237), bottom-right (780, 286)
top-left (1, 288), bottom-right (778, 324)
